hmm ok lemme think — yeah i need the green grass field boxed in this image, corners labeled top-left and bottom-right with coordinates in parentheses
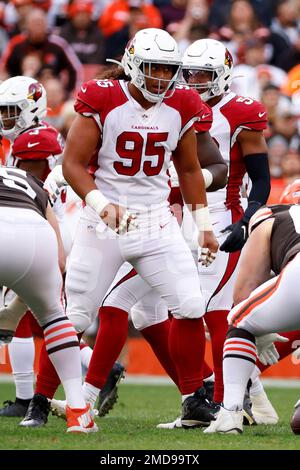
top-left (0, 382), bottom-right (299, 450)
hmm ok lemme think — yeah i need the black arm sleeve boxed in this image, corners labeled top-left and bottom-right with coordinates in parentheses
top-left (243, 153), bottom-right (271, 222)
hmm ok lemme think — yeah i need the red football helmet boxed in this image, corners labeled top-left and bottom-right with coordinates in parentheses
top-left (279, 179), bottom-right (300, 205)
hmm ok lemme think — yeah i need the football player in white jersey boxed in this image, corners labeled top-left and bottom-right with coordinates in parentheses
top-left (204, 185), bottom-right (300, 434)
top-left (180, 38), bottom-right (271, 408)
top-left (59, 28), bottom-right (221, 426)
top-left (0, 166), bottom-right (96, 433)
top-left (143, 39), bottom-right (273, 428)
top-left (0, 76), bottom-right (68, 420)
top-left (45, 67), bottom-right (226, 426)
top-left (0, 76), bottom-right (124, 426)
top-left (122, 39), bottom-right (272, 427)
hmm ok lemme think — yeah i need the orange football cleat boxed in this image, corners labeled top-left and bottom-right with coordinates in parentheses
top-left (66, 403), bottom-right (98, 433)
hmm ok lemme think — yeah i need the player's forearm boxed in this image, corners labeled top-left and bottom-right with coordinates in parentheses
top-left (178, 169), bottom-right (208, 210)
top-left (62, 159), bottom-right (97, 201)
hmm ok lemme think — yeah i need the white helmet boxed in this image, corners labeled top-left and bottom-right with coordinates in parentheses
top-left (0, 76), bottom-right (47, 139)
top-left (182, 39), bottom-right (233, 102)
top-left (121, 28), bottom-right (182, 103)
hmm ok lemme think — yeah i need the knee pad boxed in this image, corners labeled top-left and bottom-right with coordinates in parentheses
top-left (67, 310), bottom-right (97, 334)
top-left (172, 296), bottom-right (205, 320)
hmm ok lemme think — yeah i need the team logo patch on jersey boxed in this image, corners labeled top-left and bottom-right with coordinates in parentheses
top-left (224, 49), bottom-right (233, 68)
top-left (27, 83), bottom-right (43, 102)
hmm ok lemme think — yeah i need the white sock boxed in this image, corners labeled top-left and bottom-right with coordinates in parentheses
top-left (223, 335), bottom-right (256, 410)
top-left (83, 382), bottom-right (100, 408)
top-left (44, 318), bottom-right (86, 409)
top-left (9, 337), bottom-right (34, 400)
top-left (62, 378), bottom-right (85, 409)
top-left (250, 376), bottom-right (264, 397)
top-left (80, 344), bottom-right (93, 369)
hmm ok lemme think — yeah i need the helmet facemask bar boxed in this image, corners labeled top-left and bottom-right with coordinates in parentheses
top-left (137, 58), bottom-right (182, 103)
top-left (0, 104), bottom-right (23, 136)
top-left (182, 64), bottom-right (227, 101)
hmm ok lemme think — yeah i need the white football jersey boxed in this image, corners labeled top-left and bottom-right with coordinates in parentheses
top-left (75, 79), bottom-right (211, 213)
top-left (207, 92), bottom-right (267, 211)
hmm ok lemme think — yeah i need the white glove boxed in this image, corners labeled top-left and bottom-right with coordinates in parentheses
top-left (199, 247), bottom-right (217, 267)
top-left (44, 165), bottom-right (68, 205)
top-left (117, 210), bottom-right (138, 235)
top-left (256, 333), bottom-right (289, 366)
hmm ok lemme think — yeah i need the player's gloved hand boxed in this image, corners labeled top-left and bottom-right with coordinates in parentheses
top-left (198, 231), bottom-right (218, 267)
top-left (100, 203), bottom-right (138, 235)
top-left (256, 333), bottom-right (289, 366)
top-left (199, 247), bottom-right (217, 267)
top-left (44, 165), bottom-right (68, 205)
top-left (220, 219), bottom-right (248, 252)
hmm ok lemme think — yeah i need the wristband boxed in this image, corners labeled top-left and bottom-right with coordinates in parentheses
top-left (85, 189), bottom-right (110, 215)
top-left (192, 206), bottom-right (213, 231)
top-left (202, 169), bottom-right (213, 189)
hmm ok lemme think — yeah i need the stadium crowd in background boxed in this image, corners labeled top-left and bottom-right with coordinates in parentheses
top-left (0, 0), bottom-right (299, 199)
top-left (0, 0), bottom-right (300, 434)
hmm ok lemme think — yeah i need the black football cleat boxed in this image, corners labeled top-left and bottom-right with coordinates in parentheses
top-left (97, 362), bottom-right (125, 417)
top-left (0, 398), bottom-right (30, 417)
top-left (19, 393), bottom-right (50, 428)
top-left (243, 381), bottom-right (257, 426)
top-left (181, 387), bottom-right (217, 428)
top-left (203, 380), bottom-right (215, 402)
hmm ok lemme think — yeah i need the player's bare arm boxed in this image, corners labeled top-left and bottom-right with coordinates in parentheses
top-left (233, 218), bottom-right (273, 305)
top-left (196, 131), bottom-right (227, 192)
top-left (173, 126), bottom-right (218, 254)
top-left (237, 128), bottom-right (268, 155)
top-left (63, 114), bottom-right (135, 233)
top-left (62, 114), bottom-right (100, 198)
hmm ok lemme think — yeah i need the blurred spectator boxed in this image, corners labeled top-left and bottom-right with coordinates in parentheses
top-left (60, 0), bottom-right (105, 64)
top-left (273, 108), bottom-right (300, 150)
top-left (99, 0), bottom-right (162, 59)
top-left (209, 0), bottom-right (277, 29)
top-left (0, 8), bottom-right (82, 93)
top-left (269, 0), bottom-right (300, 71)
top-left (268, 149), bottom-right (300, 204)
top-left (281, 150), bottom-right (300, 180)
top-left (232, 38), bottom-right (287, 99)
top-left (281, 63), bottom-right (300, 96)
top-left (21, 51), bottom-right (43, 76)
top-left (173, 0), bottom-right (210, 52)
top-left (0, 2), bottom-right (8, 55)
top-left (211, 0), bottom-right (269, 62)
top-left (260, 83), bottom-right (292, 132)
top-left (159, 0), bottom-right (187, 33)
top-left (4, 0), bottom-right (33, 37)
top-left (268, 135), bottom-right (289, 177)
top-left (59, 99), bottom-right (77, 139)
top-left (43, 76), bottom-right (66, 130)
